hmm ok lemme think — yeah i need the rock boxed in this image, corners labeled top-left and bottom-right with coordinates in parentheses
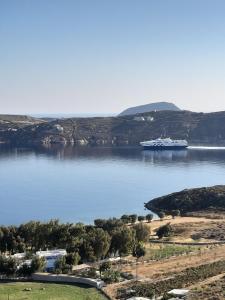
top-left (23, 288), bottom-right (32, 291)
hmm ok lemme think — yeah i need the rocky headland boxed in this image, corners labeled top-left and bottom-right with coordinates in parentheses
top-left (145, 185), bottom-right (225, 214)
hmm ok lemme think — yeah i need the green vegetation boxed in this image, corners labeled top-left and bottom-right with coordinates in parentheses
top-left (133, 243), bottom-right (146, 259)
top-left (99, 261), bottom-right (111, 277)
top-left (171, 209), bottom-right (180, 219)
top-left (0, 255), bottom-right (47, 277)
top-left (146, 185), bottom-right (225, 214)
top-left (158, 211), bottom-right (165, 220)
top-left (133, 223), bottom-right (150, 243)
top-left (0, 216), bottom-right (152, 277)
top-left (144, 244), bottom-right (198, 261)
top-left (156, 223), bottom-right (173, 239)
top-left (0, 282), bottom-right (106, 300)
top-left (146, 214), bottom-right (153, 222)
top-left (137, 216), bottom-right (145, 222)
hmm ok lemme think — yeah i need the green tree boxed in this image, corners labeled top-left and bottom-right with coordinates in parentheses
top-left (158, 211), bottom-right (165, 220)
top-left (121, 215), bottom-right (131, 224)
top-left (17, 263), bottom-right (32, 277)
top-left (0, 256), bottom-right (17, 276)
top-left (94, 219), bottom-right (106, 228)
top-left (138, 216), bottom-right (145, 222)
top-left (91, 228), bottom-right (111, 260)
top-left (31, 256), bottom-right (46, 273)
top-left (133, 223), bottom-right (150, 243)
top-left (132, 242), bottom-right (146, 281)
top-left (110, 227), bottom-right (135, 256)
top-left (55, 256), bottom-right (70, 274)
top-left (81, 228), bottom-right (111, 261)
top-left (129, 214), bottom-right (138, 224)
top-left (101, 218), bottom-right (124, 233)
top-left (171, 209), bottom-right (181, 219)
top-left (65, 252), bottom-right (80, 266)
top-left (146, 213), bottom-right (153, 223)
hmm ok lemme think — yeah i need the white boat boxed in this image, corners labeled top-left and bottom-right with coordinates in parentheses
top-left (140, 138), bottom-right (188, 150)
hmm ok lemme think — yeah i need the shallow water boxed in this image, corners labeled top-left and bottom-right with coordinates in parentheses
top-left (1, 145), bottom-right (225, 225)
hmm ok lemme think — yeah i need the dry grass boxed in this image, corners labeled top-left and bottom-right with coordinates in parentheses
top-left (188, 274), bottom-right (225, 300)
top-left (105, 215), bottom-right (225, 299)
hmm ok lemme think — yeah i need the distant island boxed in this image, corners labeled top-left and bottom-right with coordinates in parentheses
top-left (118, 101), bottom-right (180, 116)
top-left (1, 109), bottom-right (225, 146)
top-left (145, 185), bottom-right (225, 214)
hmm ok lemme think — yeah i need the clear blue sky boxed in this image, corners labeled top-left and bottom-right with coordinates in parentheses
top-left (1, 0), bottom-right (225, 114)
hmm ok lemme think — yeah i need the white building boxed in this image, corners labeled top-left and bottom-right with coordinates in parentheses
top-left (36, 249), bottom-right (67, 270)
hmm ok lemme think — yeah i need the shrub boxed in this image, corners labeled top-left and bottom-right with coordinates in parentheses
top-left (133, 243), bottom-right (146, 259)
top-left (156, 223), bottom-right (173, 239)
top-left (133, 223), bottom-right (150, 243)
top-left (99, 261), bottom-right (111, 277)
top-left (101, 269), bottom-right (120, 283)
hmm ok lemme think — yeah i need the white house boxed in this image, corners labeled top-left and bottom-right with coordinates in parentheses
top-left (36, 249), bottom-right (67, 270)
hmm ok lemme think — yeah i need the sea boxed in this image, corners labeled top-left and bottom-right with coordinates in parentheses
top-left (1, 145), bottom-right (225, 225)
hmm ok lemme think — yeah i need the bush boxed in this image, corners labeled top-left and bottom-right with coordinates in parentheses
top-left (31, 256), bottom-right (46, 273)
top-left (99, 261), bottom-right (111, 277)
top-left (101, 269), bottom-right (120, 283)
top-left (54, 256), bottom-right (71, 274)
top-left (156, 223), bottom-right (173, 239)
top-left (133, 243), bottom-right (146, 259)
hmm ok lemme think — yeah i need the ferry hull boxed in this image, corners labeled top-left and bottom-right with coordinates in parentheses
top-left (143, 145), bottom-right (188, 150)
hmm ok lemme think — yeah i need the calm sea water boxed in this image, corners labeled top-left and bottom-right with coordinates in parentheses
top-left (1, 145), bottom-right (225, 225)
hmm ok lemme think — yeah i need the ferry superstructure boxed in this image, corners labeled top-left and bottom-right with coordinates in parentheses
top-left (140, 138), bottom-right (188, 150)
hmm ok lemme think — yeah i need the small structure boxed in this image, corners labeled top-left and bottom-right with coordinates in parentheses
top-left (72, 263), bottom-right (91, 272)
top-left (134, 116), bottom-right (145, 122)
top-left (12, 253), bottom-right (26, 260)
top-left (36, 249), bottom-right (67, 271)
top-left (146, 116), bottom-right (154, 122)
top-left (53, 124), bottom-right (64, 133)
top-left (168, 289), bottom-right (189, 298)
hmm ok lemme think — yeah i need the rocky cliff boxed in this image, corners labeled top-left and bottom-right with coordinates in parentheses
top-left (1, 110), bottom-right (225, 146)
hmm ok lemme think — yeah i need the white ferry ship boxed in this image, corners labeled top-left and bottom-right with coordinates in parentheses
top-left (140, 138), bottom-right (188, 150)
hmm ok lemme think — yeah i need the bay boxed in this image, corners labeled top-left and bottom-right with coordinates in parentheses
top-left (1, 145), bottom-right (225, 225)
